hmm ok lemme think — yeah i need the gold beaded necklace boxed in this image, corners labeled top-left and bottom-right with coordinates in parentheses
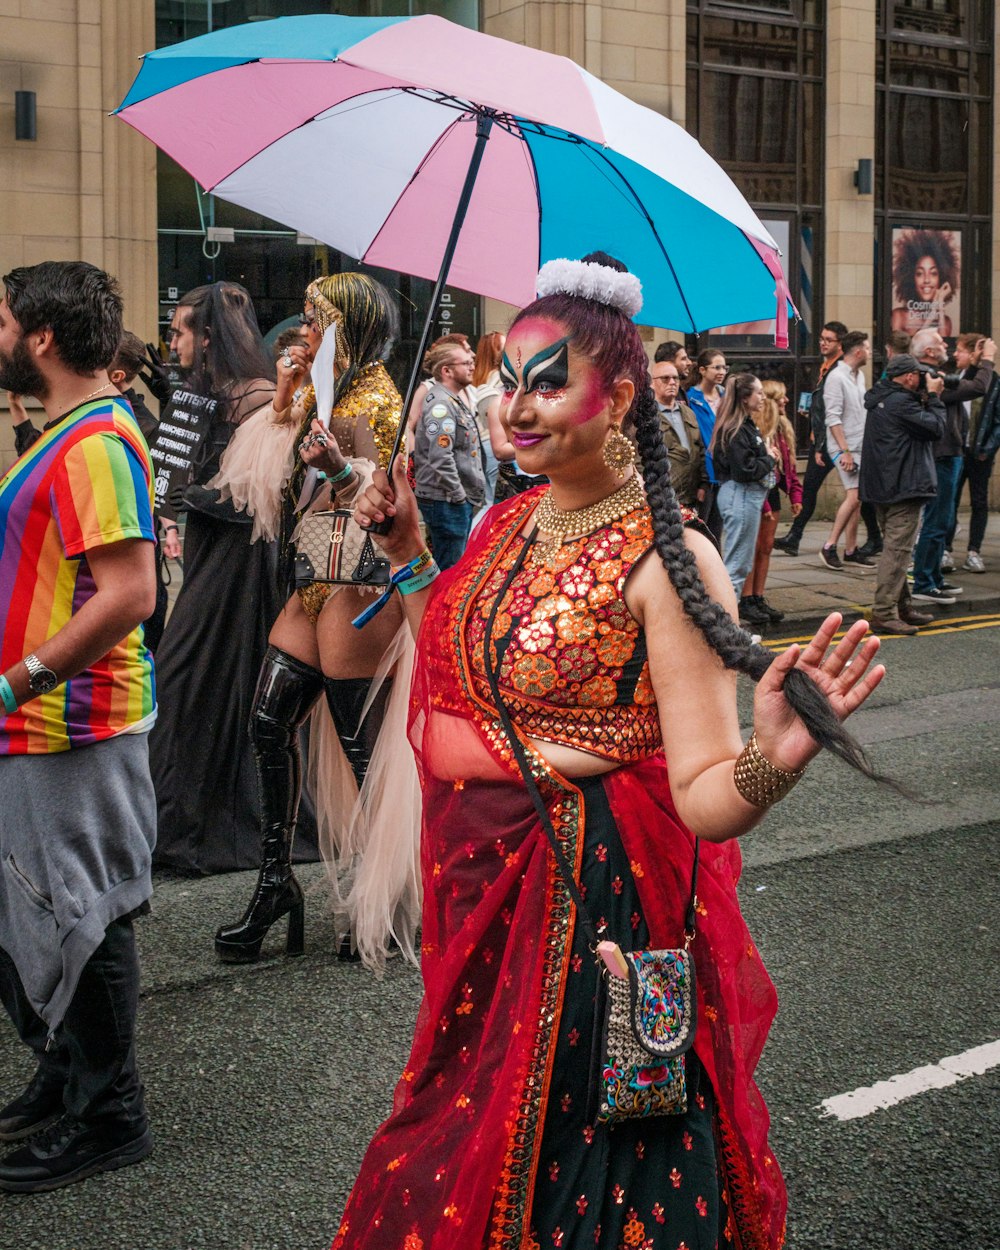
top-left (531, 474), bottom-right (646, 566)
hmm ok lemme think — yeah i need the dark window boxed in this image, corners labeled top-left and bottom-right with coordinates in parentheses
top-left (154, 0), bottom-right (480, 376)
top-left (875, 0), bottom-right (993, 346)
top-left (686, 0), bottom-right (824, 446)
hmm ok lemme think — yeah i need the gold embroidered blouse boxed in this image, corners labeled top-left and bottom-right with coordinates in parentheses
top-left (465, 504), bottom-right (662, 763)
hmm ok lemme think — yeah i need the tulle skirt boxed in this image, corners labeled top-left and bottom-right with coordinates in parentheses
top-left (306, 613), bottom-right (422, 970)
top-left (209, 405), bottom-right (299, 543)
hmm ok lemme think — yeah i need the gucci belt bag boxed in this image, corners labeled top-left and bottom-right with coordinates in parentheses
top-left (293, 509), bottom-right (391, 588)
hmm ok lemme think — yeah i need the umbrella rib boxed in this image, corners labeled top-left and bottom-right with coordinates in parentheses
top-left (361, 110), bottom-right (472, 263)
top-left (512, 119), bottom-right (543, 282)
top-left (579, 142), bottom-right (698, 332)
top-left (203, 87), bottom-right (413, 192)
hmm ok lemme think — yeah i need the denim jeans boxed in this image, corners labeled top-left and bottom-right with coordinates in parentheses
top-left (718, 479), bottom-right (768, 597)
top-left (912, 456), bottom-right (963, 593)
top-left (417, 498), bottom-right (474, 570)
top-left (0, 917), bottom-right (146, 1131)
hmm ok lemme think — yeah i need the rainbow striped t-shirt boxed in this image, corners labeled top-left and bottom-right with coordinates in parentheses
top-left (0, 396), bottom-right (156, 754)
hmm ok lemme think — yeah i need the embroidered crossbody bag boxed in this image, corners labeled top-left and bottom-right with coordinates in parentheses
top-left (484, 529), bottom-right (699, 1127)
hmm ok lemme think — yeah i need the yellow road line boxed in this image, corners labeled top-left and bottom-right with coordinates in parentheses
top-left (761, 613), bottom-right (1000, 649)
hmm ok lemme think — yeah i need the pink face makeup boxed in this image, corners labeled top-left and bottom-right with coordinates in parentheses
top-left (500, 316), bottom-right (609, 429)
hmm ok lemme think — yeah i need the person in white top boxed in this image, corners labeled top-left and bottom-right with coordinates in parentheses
top-left (819, 331), bottom-right (872, 571)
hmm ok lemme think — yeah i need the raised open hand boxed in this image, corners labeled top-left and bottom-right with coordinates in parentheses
top-left (753, 613), bottom-right (885, 774)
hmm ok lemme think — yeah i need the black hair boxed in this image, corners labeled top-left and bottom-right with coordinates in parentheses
top-left (515, 252), bottom-right (892, 787)
top-left (176, 281), bottom-right (274, 395)
top-left (823, 320), bottom-right (848, 340)
top-left (3, 261), bottom-right (123, 374)
top-left (112, 330), bottom-right (147, 382)
top-left (654, 339), bottom-right (685, 364)
top-left (839, 330), bottom-right (870, 356)
top-left (892, 229), bottom-right (960, 305)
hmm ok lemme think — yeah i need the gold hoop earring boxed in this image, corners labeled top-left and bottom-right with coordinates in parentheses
top-left (603, 426), bottom-right (636, 476)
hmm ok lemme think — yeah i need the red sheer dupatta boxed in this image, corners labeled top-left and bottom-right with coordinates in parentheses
top-left (332, 494), bottom-right (786, 1250)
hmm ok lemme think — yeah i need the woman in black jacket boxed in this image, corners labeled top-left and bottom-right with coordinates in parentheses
top-left (710, 373), bottom-right (775, 601)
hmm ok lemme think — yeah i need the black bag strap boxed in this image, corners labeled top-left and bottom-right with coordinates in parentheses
top-left (482, 526), bottom-right (699, 952)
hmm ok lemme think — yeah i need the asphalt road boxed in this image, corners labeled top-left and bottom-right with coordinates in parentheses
top-left (2, 626), bottom-right (998, 1250)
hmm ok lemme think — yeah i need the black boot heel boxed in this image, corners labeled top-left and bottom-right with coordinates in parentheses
top-left (286, 897), bottom-right (305, 957)
top-left (215, 874), bottom-right (305, 963)
top-left (215, 647), bottom-right (323, 964)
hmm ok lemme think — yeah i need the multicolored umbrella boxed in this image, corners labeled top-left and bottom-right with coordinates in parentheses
top-left (116, 14), bottom-right (793, 347)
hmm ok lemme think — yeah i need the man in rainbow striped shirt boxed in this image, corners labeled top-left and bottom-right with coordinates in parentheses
top-left (0, 261), bottom-right (158, 1192)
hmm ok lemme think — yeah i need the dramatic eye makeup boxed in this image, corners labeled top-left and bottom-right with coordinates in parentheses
top-left (500, 336), bottom-right (571, 395)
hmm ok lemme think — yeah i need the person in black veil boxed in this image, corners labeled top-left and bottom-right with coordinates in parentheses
top-left (149, 282), bottom-right (315, 874)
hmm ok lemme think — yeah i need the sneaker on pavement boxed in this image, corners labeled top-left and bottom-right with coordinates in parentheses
top-left (940, 550), bottom-right (954, 571)
top-left (899, 608), bottom-right (934, 626)
top-left (819, 544), bottom-right (842, 570)
top-left (0, 1114), bottom-right (152, 1194)
top-left (938, 580), bottom-right (963, 594)
top-left (739, 596), bottom-right (771, 626)
top-left (0, 1070), bottom-right (64, 1143)
top-left (963, 551), bottom-right (985, 573)
top-left (911, 588), bottom-right (957, 604)
top-left (857, 539), bottom-right (883, 559)
top-left (870, 616), bottom-right (918, 636)
top-left (756, 595), bottom-right (785, 623)
top-left (843, 549), bottom-right (876, 570)
top-left (773, 534), bottom-right (799, 557)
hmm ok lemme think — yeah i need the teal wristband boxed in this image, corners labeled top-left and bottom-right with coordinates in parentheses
top-left (397, 561), bottom-right (440, 595)
top-left (0, 674), bottom-right (18, 714)
top-left (328, 462), bottom-right (354, 485)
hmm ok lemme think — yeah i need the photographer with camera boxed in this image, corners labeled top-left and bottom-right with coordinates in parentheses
top-left (909, 329), bottom-right (995, 603)
top-left (860, 354), bottom-right (946, 634)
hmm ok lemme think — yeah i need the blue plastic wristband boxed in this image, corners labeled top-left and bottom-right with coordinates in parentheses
top-left (328, 461), bottom-right (354, 485)
top-left (397, 562), bottom-right (440, 596)
top-left (0, 674), bottom-right (18, 714)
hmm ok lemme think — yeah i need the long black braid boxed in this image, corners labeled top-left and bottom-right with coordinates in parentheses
top-left (631, 380), bottom-right (891, 781)
top-left (521, 250), bottom-right (895, 787)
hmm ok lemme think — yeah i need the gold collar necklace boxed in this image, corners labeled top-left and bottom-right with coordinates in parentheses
top-left (532, 474), bottom-right (645, 564)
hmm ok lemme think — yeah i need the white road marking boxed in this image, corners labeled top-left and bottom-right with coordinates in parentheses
top-left (820, 1040), bottom-right (1000, 1121)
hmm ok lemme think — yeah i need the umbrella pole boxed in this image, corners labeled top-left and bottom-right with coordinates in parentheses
top-left (387, 110), bottom-right (495, 472)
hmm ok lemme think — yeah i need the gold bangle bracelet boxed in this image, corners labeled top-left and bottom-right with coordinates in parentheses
top-left (733, 731), bottom-right (805, 808)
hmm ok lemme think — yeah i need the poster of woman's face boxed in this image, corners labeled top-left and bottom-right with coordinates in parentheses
top-left (891, 228), bottom-right (961, 339)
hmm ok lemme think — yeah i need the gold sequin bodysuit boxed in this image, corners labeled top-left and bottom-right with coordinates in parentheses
top-left (296, 361), bottom-right (401, 623)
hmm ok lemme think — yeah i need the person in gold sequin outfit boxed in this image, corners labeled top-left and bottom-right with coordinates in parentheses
top-left (211, 274), bottom-right (420, 969)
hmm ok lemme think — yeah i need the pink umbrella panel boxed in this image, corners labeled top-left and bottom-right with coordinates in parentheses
top-left (117, 14), bottom-right (794, 340)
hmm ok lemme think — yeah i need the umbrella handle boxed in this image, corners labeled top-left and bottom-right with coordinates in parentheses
top-left (370, 110), bottom-right (496, 535)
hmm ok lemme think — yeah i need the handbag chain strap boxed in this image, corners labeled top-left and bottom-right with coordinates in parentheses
top-left (483, 526), bottom-right (699, 954)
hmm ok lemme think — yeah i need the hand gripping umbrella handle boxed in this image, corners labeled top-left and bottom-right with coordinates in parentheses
top-left (370, 110), bottom-right (496, 535)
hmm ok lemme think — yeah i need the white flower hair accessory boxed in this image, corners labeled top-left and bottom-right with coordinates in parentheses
top-left (536, 258), bottom-right (643, 319)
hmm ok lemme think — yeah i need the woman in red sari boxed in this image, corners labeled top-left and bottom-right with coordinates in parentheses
top-left (336, 254), bottom-right (886, 1250)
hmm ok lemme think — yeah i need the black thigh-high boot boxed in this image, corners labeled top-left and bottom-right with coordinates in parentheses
top-left (322, 676), bottom-right (393, 791)
top-left (323, 676), bottom-right (393, 960)
top-left (215, 647), bottom-right (324, 963)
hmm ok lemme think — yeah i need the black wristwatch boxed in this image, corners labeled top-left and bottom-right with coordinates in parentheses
top-left (24, 654), bottom-right (59, 695)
